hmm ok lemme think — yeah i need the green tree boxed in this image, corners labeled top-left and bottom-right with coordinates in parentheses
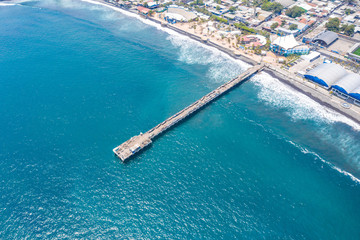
top-left (289, 24), bottom-right (298, 30)
top-left (234, 22), bottom-right (257, 33)
top-left (229, 6), bottom-right (236, 13)
top-left (285, 6), bottom-right (306, 18)
top-left (261, 1), bottom-right (283, 14)
top-left (325, 17), bottom-right (340, 32)
top-left (340, 24), bottom-right (348, 32)
top-left (271, 22), bottom-right (279, 30)
top-left (281, 19), bottom-right (286, 26)
top-left (211, 15), bottom-right (228, 24)
top-left (261, 1), bottom-right (272, 11)
top-left (271, 3), bottom-right (284, 14)
top-left (345, 8), bottom-right (354, 15)
top-left (344, 24), bottom-right (355, 36)
top-left (216, 5), bottom-right (221, 10)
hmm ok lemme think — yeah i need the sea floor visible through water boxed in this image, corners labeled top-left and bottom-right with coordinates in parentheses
top-left (0, 0), bottom-right (360, 239)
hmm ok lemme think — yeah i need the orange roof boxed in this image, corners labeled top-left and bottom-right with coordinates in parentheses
top-left (137, 6), bottom-right (150, 14)
top-left (273, 16), bottom-right (283, 25)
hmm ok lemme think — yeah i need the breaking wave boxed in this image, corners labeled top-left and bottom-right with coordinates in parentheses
top-left (166, 34), bottom-right (249, 83)
top-left (36, 0), bottom-right (250, 83)
top-left (22, 0), bottom-right (360, 182)
top-left (287, 140), bottom-right (360, 184)
top-left (24, 0), bottom-right (359, 129)
top-left (0, 2), bottom-right (16, 6)
top-left (252, 72), bottom-right (360, 131)
top-left (252, 72), bottom-right (360, 183)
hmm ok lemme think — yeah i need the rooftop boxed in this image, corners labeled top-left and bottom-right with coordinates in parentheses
top-left (272, 34), bottom-right (300, 50)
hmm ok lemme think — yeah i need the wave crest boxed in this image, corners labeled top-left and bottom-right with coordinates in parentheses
top-left (167, 34), bottom-right (249, 83)
top-left (253, 72), bottom-right (360, 131)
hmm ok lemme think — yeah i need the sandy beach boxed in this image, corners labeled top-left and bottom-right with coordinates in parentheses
top-left (83, 0), bottom-right (360, 127)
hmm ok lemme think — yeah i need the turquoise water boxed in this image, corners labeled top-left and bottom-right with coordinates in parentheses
top-left (1, 1), bottom-right (360, 238)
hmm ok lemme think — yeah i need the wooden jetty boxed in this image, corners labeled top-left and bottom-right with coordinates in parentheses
top-left (113, 63), bottom-right (265, 161)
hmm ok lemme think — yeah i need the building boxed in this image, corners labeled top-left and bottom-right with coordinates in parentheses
top-left (312, 31), bottom-right (338, 47)
top-left (270, 34), bottom-right (309, 56)
top-left (332, 73), bottom-right (360, 96)
top-left (350, 86), bottom-right (360, 101)
top-left (137, 6), bottom-right (151, 15)
top-left (304, 63), bottom-right (360, 103)
top-left (240, 35), bottom-right (267, 48)
top-left (301, 51), bottom-right (320, 62)
top-left (304, 63), bottom-right (347, 89)
top-left (274, 0), bottom-right (295, 8)
top-left (165, 6), bottom-right (197, 23)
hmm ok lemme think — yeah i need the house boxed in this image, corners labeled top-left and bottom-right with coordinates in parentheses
top-left (137, 6), bottom-right (151, 15)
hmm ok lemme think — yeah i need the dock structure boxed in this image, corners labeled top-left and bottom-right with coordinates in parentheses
top-left (113, 63), bottom-right (265, 161)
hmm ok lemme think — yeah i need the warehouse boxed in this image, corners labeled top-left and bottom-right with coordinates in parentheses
top-left (304, 63), bottom-right (347, 88)
top-left (304, 63), bottom-right (360, 103)
top-left (312, 31), bottom-right (338, 47)
top-left (332, 73), bottom-right (360, 95)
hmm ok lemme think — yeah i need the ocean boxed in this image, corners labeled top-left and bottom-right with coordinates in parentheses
top-left (0, 0), bottom-right (359, 238)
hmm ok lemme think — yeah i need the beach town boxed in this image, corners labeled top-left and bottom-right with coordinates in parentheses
top-left (97, 0), bottom-right (360, 112)
top-left (86, 0), bottom-right (360, 160)
top-left (2, 2), bottom-right (360, 238)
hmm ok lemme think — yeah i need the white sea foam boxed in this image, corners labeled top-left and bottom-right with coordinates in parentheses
top-left (35, 0), bottom-right (360, 130)
top-left (80, 0), bottom-right (163, 29)
top-left (31, 0), bottom-right (360, 183)
top-left (252, 72), bottom-right (360, 131)
top-left (166, 34), bottom-right (249, 83)
top-left (42, 0), bottom-right (250, 83)
top-left (0, 2), bottom-right (16, 6)
top-left (287, 140), bottom-right (360, 184)
top-left (81, 0), bottom-right (251, 83)
top-left (252, 72), bottom-right (360, 183)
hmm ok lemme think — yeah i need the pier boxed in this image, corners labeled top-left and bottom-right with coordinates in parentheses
top-left (113, 63), bottom-right (265, 161)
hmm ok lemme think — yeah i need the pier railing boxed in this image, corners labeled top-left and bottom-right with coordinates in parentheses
top-left (113, 63), bottom-right (264, 161)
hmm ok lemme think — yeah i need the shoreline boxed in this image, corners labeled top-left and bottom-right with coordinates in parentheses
top-left (83, 0), bottom-right (258, 65)
top-left (82, 0), bottom-right (360, 128)
top-left (263, 68), bottom-right (360, 126)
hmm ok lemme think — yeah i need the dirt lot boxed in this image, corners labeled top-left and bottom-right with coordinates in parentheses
top-left (327, 38), bottom-right (356, 55)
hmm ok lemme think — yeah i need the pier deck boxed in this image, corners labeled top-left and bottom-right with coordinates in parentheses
top-left (113, 63), bottom-right (264, 161)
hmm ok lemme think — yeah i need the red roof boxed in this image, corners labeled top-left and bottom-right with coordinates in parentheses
top-left (137, 6), bottom-right (150, 14)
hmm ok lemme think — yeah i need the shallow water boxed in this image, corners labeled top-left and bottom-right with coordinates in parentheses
top-left (0, 1), bottom-right (360, 238)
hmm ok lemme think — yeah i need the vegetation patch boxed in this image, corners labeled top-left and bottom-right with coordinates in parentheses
top-left (353, 47), bottom-right (360, 56)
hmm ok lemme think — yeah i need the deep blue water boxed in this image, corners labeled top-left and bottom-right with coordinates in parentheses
top-left (0, 1), bottom-right (360, 239)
